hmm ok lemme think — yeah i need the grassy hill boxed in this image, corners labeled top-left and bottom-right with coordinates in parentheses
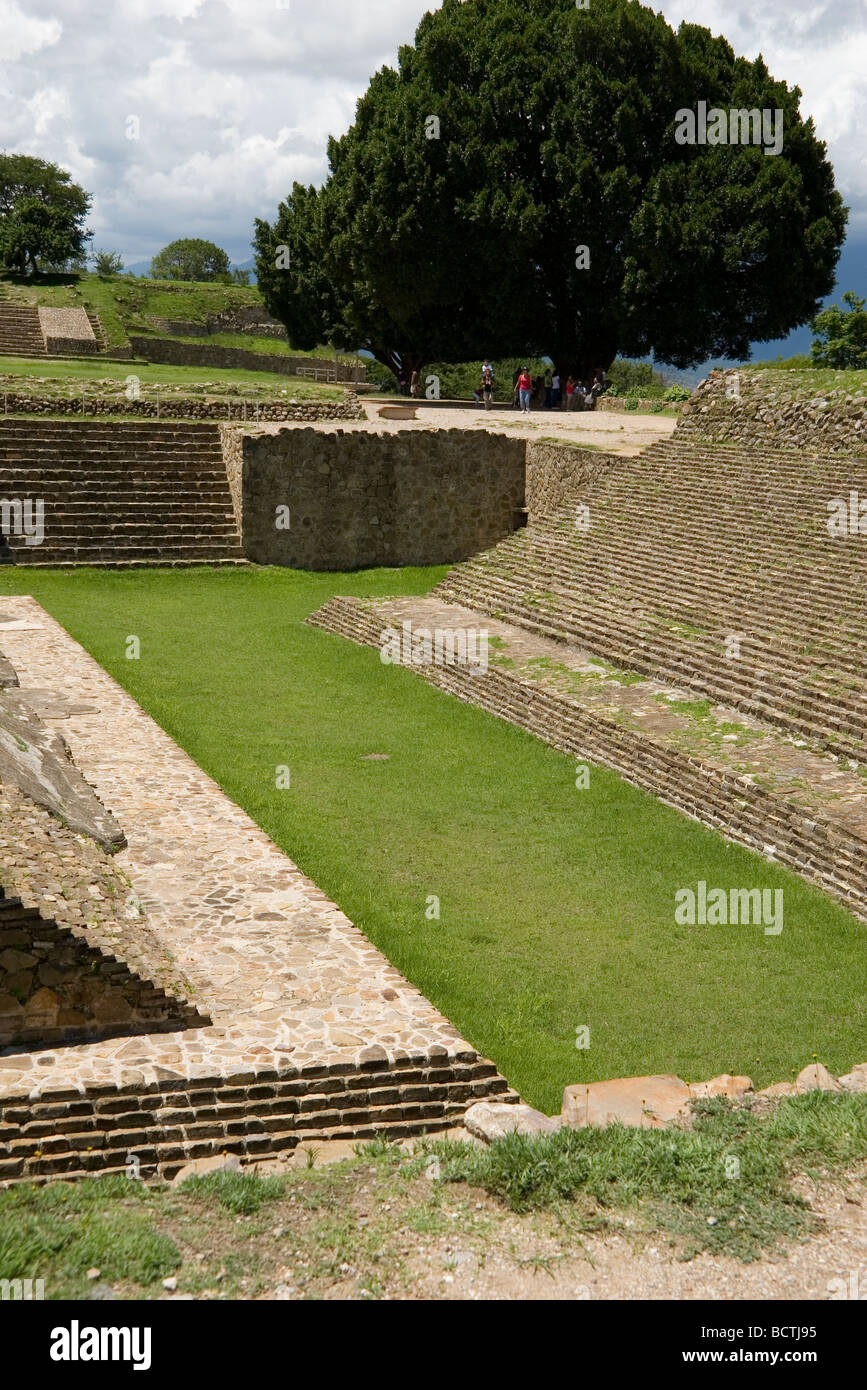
top-left (0, 271), bottom-right (355, 363)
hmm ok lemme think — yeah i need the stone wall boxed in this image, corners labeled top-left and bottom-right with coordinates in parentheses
top-left (150, 305), bottom-right (289, 339)
top-left (0, 392), bottom-right (365, 423)
top-left (130, 336), bottom-right (365, 383)
top-left (219, 424), bottom-right (244, 528)
top-left (233, 427), bottom-right (526, 569)
top-left (596, 397), bottom-right (685, 414)
top-left (525, 441), bottom-right (621, 517)
top-left (679, 369), bottom-right (867, 453)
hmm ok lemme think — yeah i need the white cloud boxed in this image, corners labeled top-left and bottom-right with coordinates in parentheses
top-left (0, 0), bottom-right (61, 62)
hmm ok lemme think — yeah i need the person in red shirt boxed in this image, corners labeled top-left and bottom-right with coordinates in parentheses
top-left (518, 368), bottom-right (533, 413)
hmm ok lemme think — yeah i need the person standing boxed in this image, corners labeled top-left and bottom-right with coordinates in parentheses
top-left (544, 367), bottom-right (553, 409)
top-left (552, 370), bottom-right (561, 409)
top-left (518, 367), bottom-right (533, 413)
top-left (565, 375), bottom-right (575, 411)
top-left (410, 369), bottom-right (420, 398)
top-left (481, 362), bottom-right (495, 409)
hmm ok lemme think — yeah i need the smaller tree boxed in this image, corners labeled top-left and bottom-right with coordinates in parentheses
top-left (0, 153), bottom-right (91, 275)
top-left (92, 250), bottom-right (124, 277)
top-left (229, 267), bottom-right (251, 286)
top-left (150, 238), bottom-right (231, 282)
top-left (810, 292), bottom-right (867, 369)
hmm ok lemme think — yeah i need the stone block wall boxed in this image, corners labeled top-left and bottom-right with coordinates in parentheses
top-left (149, 306), bottom-right (289, 339)
top-left (0, 392), bottom-right (364, 423)
top-left (231, 427), bottom-right (527, 569)
top-left (309, 597), bottom-right (867, 926)
top-left (129, 336), bottom-right (365, 383)
top-left (0, 890), bottom-right (202, 1050)
top-left (525, 441), bottom-right (622, 518)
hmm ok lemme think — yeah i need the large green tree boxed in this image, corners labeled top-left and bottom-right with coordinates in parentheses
top-left (255, 0), bottom-right (847, 380)
top-left (150, 238), bottom-right (231, 282)
top-left (0, 153), bottom-right (92, 275)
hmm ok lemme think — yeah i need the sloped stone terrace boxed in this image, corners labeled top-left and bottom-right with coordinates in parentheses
top-left (309, 592), bottom-right (867, 921)
top-left (434, 439), bottom-right (867, 761)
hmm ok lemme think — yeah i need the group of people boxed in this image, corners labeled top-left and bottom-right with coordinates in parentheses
top-left (473, 361), bottom-right (607, 412)
top-left (394, 360), bottom-right (609, 411)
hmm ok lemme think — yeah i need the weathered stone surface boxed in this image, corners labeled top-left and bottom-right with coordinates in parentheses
top-left (688, 1074), bottom-right (754, 1100)
top-left (464, 1102), bottom-right (561, 1143)
top-left (172, 1153), bottom-right (242, 1186)
top-left (756, 1082), bottom-right (799, 1098)
top-left (795, 1063), bottom-right (840, 1093)
top-left (0, 689), bottom-right (125, 851)
top-left (680, 369), bottom-right (867, 454)
top-left (129, 335), bottom-right (363, 384)
top-left (838, 1063), bottom-right (867, 1093)
top-left (238, 427), bottom-right (526, 569)
top-left (0, 649), bottom-right (18, 689)
top-left (289, 1139), bottom-right (360, 1168)
top-left (562, 1075), bottom-right (692, 1129)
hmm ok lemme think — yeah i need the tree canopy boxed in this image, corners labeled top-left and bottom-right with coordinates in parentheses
top-left (810, 292), bottom-right (867, 369)
top-left (255, 0), bottom-right (847, 378)
top-left (150, 238), bottom-right (231, 282)
top-left (0, 153), bottom-right (92, 275)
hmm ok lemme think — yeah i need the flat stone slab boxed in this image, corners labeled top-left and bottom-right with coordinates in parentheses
top-left (794, 1062), bottom-right (840, 1092)
top-left (838, 1063), bottom-right (867, 1092)
top-left (562, 1075), bottom-right (692, 1129)
top-left (688, 1073), bottom-right (753, 1100)
top-left (0, 688), bottom-right (125, 851)
top-left (465, 1101), bottom-right (562, 1141)
top-left (377, 405), bottom-right (418, 420)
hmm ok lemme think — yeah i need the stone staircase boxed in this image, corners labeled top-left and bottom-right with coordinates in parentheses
top-left (0, 297), bottom-right (45, 357)
top-left (435, 439), bottom-right (867, 760)
top-left (0, 419), bottom-right (246, 567)
top-left (84, 309), bottom-right (108, 352)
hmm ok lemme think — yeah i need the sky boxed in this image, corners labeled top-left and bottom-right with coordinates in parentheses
top-left (1, 0), bottom-right (865, 362)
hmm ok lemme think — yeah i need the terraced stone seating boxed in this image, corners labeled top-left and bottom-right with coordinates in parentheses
top-left (0, 419), bottom-right (245, 567)
top-left (435, 439), bottom-right (867, 760)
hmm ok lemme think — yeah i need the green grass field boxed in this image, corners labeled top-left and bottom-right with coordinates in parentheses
top-left (0, 356), bottom-right (343, 401)
top-left (1, 565), bottom-right (865, 1113)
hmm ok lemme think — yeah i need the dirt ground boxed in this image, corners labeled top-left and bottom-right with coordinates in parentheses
top-left (224, 1152), bottom-right (866, 1303)
top-left (251, 399), bottom-right (677, 456)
